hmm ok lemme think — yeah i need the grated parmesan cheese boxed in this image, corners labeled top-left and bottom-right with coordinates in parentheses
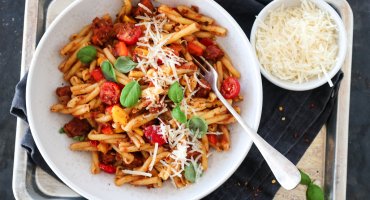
top-left (122, 170), bottom-right (153, 177)
top-left (194, 72), bottom-right (208, 88)
top-left (134, 13), bottom-right (186, 109)
top-left (138, 3), bottom-right (153, 14)
top-left (148, 142), bottom-right (159, 171)
top-left (157, 121), bottom-right (204, 179)
top-left (255, 0), bottom-right (338, 86)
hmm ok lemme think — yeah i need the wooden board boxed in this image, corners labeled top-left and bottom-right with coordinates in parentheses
top-left (274, 128), bottom-right (326, 199)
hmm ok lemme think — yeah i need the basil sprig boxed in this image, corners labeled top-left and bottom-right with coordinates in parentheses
top-left (101, 60), bottom-right (117, 82)
top-left (307, 184), bottom-right (324, 200)
top-left (171, 106), bottom-right (187, 123)
top-left (120, 81), bottom-right (141, 107)
top-left (184, 163), bottom-right (199, 183)
top-left (300, 170), bottom-right (311, 185)
top-left (187, 116), bottom-right (208, 138)
top-left (114, 56), bottom-right (137, 73)
top-left (299, 170), bottom-right (324, 200)
top-left (59, 127), bottom-right (65, 134)
top-left (168, 82), bottom-right (187, 123)
top-left (77, 45), bottom-right (97, 64)
top-left (72, 135), bottom-right (85, 142)
top-left (168, 82), bottom-right (183, 104)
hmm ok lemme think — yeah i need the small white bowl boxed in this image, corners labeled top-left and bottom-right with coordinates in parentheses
top-left (250, 0), bottom-right (346, 91)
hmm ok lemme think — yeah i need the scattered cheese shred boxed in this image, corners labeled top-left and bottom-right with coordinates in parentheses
top-left (189, 155), bottom-right (203, 182)
top-left (122, 170), bottom-right (153, 177)
top-left (138, 3), bottom-right (153, 14)
top-left (149, 142), bottom-right (159, 171)
top-left (194, 72), bottom-right (208, 88)
top-left (255, 0), bottom-right (338, 86)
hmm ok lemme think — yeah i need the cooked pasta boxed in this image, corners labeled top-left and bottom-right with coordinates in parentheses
top-left (51, 0), bottom-right (242, 188)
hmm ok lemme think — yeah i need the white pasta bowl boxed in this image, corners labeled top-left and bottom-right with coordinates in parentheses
top-left (250, 0), bottom-right (346, 91)
top-left (26, 0), bottom-right (263, 199)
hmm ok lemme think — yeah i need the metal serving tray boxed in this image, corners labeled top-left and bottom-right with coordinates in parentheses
top-left (12, 0), bottom-right (353, 199)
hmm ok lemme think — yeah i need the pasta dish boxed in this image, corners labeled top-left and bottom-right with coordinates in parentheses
top-left (51, 0), bottom-right (242, 188)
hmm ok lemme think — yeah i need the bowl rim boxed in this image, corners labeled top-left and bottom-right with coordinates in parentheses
top-left (25, 0), bottom-right (263, 199)
top-left (250, 0), bottom-right (347, 91)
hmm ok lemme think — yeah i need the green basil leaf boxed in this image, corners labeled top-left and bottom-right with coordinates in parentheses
top-left (120, 81), bottom-right (141, 107)
top-left (307, 183), bottom-right (324, 200)
top-left (59, 127), bottom-right (65, 134)
top-left (73, 135), bottom-right (85, 142)
top-left (299, 169), bottom-right (312, 186)
top-left (184, 163), bottom-right (198, 183)
top-left (114, 56), bottom-right (138, 73)
top-left (171, 106), bottom-right (187, 123)
top-left (77, 45), bottom-right (97, 64)
top-left (187, 116), bottom-right (208, 138)
top-left (168, 82), bottom-right (183, 104)
top-left (101, 60), bottom-right (117, 82)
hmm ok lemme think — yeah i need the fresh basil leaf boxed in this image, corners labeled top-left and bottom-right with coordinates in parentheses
top-left (187, 116), bottom-right (208, 138)
top-left (299, 169), bottom-right (312, 186)
top-left (307, 183), bottom-right (324, 200)
top-left (168, 82), bottom-right (183, 104)
top-left (59, 127), bottom-right (65, 134)
top-left (171, 106), bottom-right (187, 123)
top-left (72, 135), bottom-right (85, 142)
top-left (120, 81), bottom-right (141, 107)
top-left (77, 45), bottom-right (97, 64)
top-left (184, 163), bottom-right (197, 183)
top-left (114, 56), bottom-right (137, 73)
top-left (101, 60), bottom-right (117, 82)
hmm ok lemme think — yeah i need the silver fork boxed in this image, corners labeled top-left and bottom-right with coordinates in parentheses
top-left (192, 56), bottom-right (301, 190)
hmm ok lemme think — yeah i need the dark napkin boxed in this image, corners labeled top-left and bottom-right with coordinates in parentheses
top-left (10, 0), bottom-right (343, 199)
top-left (10, 72), bottom-right (56, 177)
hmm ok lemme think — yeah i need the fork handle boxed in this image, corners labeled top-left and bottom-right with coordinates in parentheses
top-left (213, 89), bottom-right (301, 190)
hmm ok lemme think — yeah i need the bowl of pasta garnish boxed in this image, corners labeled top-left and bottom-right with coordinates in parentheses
top-left (26, 0), bottom-right (263, 199)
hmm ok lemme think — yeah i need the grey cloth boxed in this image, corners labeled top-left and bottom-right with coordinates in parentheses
top-left (10, 72), bottom-right (56, 177)
top-left (10, 0), bottom-right (344, 199)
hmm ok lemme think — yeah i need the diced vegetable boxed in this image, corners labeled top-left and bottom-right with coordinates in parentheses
top-left (90, 68), bottom-right (104, 81)
top-left (99, 163), bottom-right (116, 174)
top-left (111, 105), bottom-right (128, 125)
top-left (144, 125), bottom-right (166, 146)
top-left (187, 41), bottom-right (204, 56)
top-left (114, 41), bottom-right (129, 57)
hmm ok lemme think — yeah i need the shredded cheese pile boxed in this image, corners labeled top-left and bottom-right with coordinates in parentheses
top-left (135, 14), bottom-right (186, 109)
top-left (255, 0), bottom-right (338, 86)
top-left (158, 122), bottom-right (204, 182)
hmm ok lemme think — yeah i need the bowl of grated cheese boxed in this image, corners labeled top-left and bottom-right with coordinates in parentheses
top-left (250, 0), bottom-right (346, 91)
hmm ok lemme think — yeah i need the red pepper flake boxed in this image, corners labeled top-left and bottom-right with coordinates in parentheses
top-left (90, 140), bottom-right (99, 147)
top-left (99, 163), bottom-right (116, 174)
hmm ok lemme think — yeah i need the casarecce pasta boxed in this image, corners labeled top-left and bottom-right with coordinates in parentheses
top-left (51, 0), bottom-right (242, 188)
